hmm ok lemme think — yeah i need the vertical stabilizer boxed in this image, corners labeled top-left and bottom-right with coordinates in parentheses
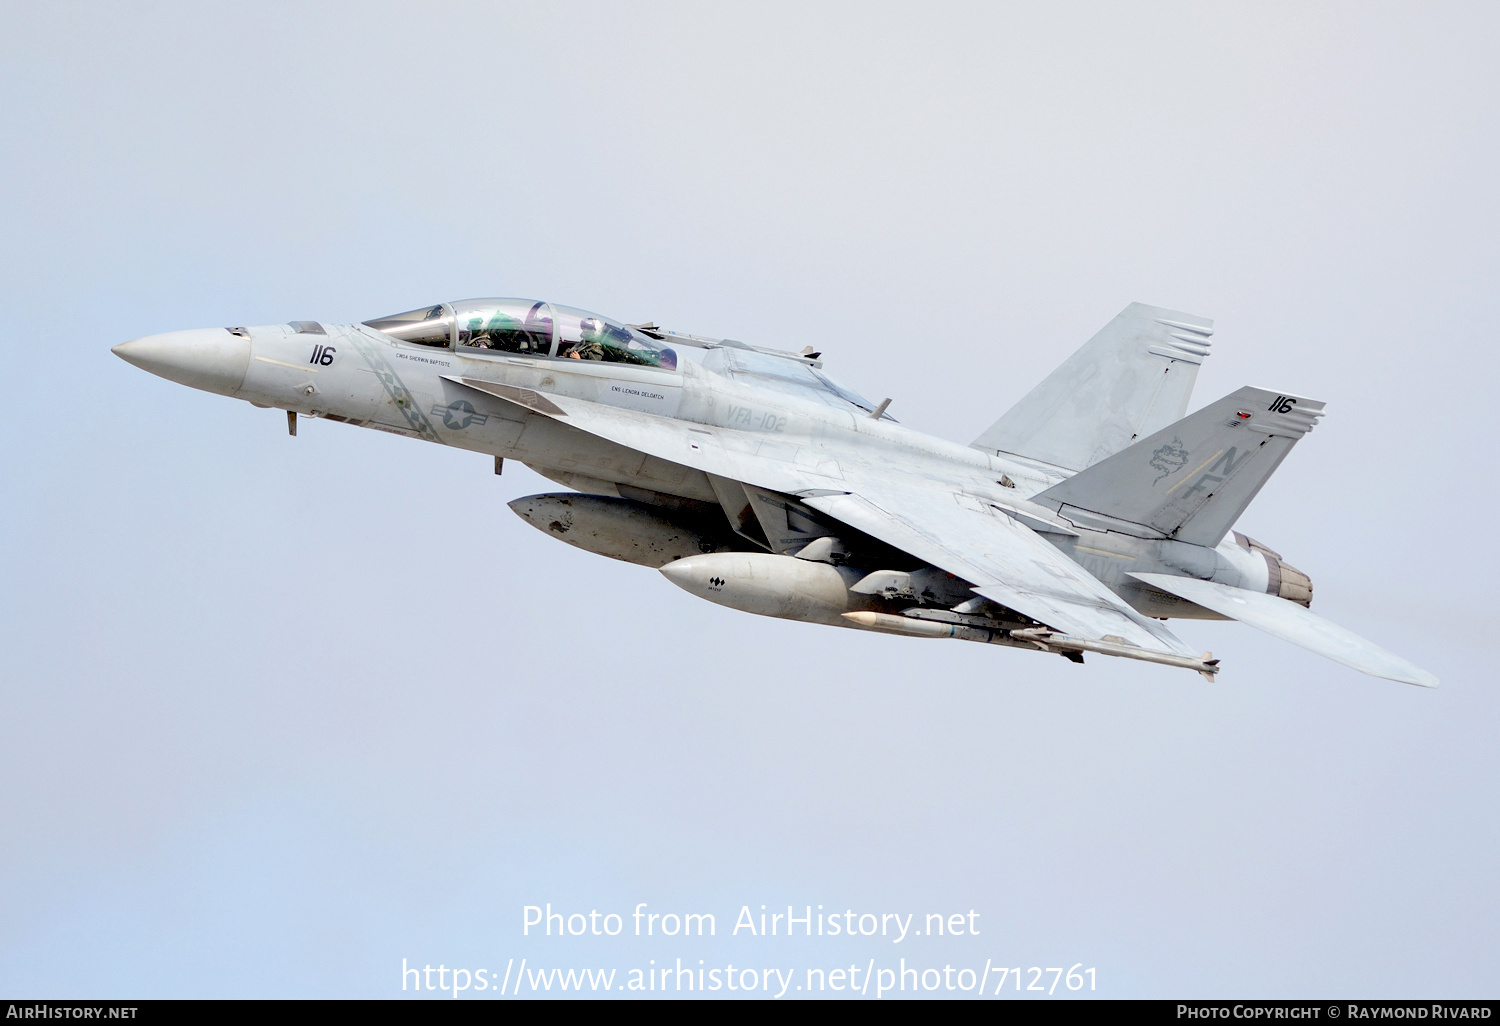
top-left (1033, 386), bottom-right (1325, 546)
top-left (970, 303), bottom-right (1214, 471)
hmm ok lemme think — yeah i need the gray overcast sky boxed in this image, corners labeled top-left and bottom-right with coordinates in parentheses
top-left (1, 1), bottom-right (1496, 998)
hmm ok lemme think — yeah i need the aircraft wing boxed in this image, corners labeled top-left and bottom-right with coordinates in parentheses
top-left (447, 376), bottom-right (833, 493)
top-left (452, 375), bottom-right (1196, 659)
top-left (801, 488), bottom-right (1198, 658)
top-left (1130, 573), bottom-right (1438, 687)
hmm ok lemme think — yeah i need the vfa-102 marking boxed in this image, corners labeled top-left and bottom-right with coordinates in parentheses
top-left (113, 298), bottom-right (1437, 686)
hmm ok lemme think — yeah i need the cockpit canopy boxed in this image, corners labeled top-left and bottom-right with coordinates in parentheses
top-left (364, 298), bottom-right (677, 370)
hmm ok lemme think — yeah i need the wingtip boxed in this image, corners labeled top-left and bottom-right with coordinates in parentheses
top-left (1377, 659), bottom-right (1439, 688)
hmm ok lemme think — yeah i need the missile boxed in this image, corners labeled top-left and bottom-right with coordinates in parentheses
top-left (660, 552), bottom-right (877, 625)
top-left (843, 613), bottom-right (1220, 676)
top-left (509, 493), bottom-right (734, 567)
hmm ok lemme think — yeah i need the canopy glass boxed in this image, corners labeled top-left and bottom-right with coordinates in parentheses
top-left (364, 299), bottom-right (678, 370)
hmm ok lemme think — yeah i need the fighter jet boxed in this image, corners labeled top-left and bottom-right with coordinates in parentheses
top-left (112, 298), bottom-right (1436, 686)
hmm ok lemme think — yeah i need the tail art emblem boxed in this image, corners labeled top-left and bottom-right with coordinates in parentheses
top-left (1149, 437), bottom-right (1190, 483)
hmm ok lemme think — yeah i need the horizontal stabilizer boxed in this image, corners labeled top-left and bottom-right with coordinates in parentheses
top-left (971, 303), bottom-right (1214, 471)
top-left (1035, 386), bottom-right (1324, 546)
top-left (1129, 573), bottom-right (1437, 687)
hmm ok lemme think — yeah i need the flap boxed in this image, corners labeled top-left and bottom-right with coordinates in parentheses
top-left (804, 489), bottom-right (1196, 657)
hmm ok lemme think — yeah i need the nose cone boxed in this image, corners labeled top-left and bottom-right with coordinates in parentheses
top-left (112, 328), bottom-right (252, 396)
top-left (659, 555), bottom-right (700, 589)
